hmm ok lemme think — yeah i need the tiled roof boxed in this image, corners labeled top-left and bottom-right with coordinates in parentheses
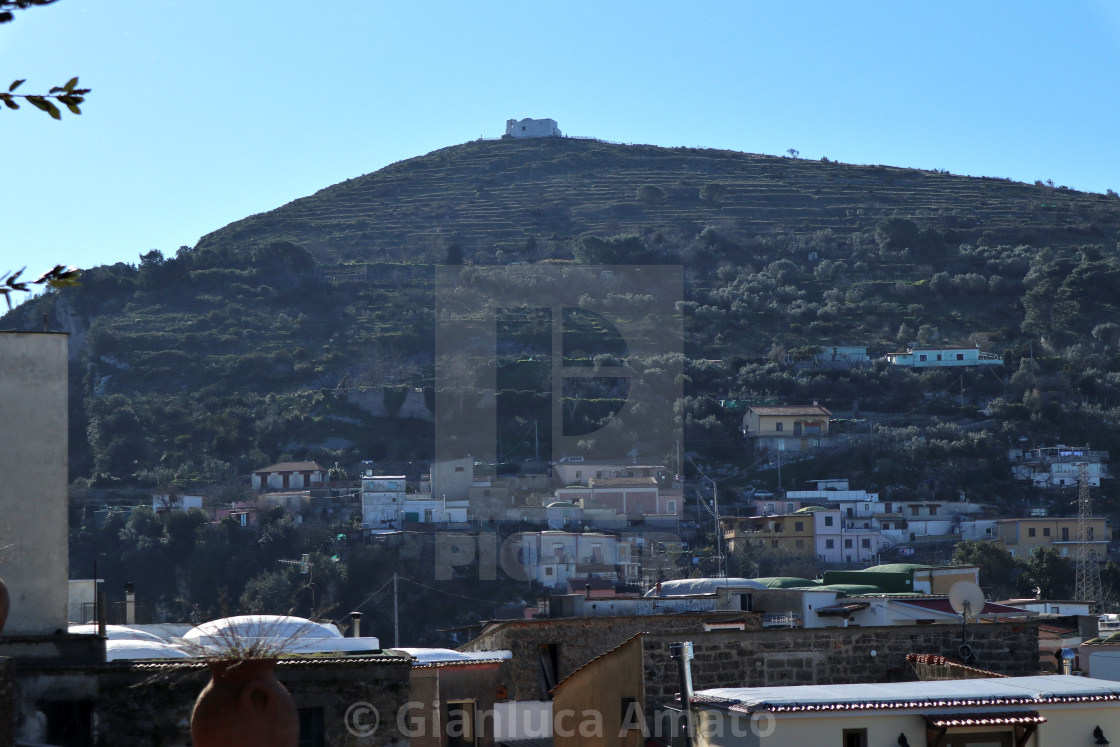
top-left (253, 461), bottom-right (328, 473)
top-left (748, 405), bottom-right (833, 417)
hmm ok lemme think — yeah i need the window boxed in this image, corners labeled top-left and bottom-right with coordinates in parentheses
top-left (936, 354), bottom-right (943, 361)
top-left (425, 509), bottom-right (434, 523)
top-left (929, 506), bottom-right (937, 516)
top-left (919, 354), bottom-right (928, 362)
top-left (298, 708), bottom-right (325, 747)
top-left (842, 728), bottom-right (867, 747)
top-left (796, 539), bottom-right (804, 548)
top-left (844, 539), bottom-right (853, 549)
top-left (1028, 527), bottom-right (1036, 537)
top-left (861, 538), bottom-right (871, 548)
top-left (957, 353), bottom-right (965, 360)
top-left (775, 422), bottom-right (784, 432)
top-left (766, 503), bottom-right (775, 513)
top-left (884, 503), bottom-right (892, 513)
top-left (667, 500), bottom-right (676, 513)
top-left (575, 471), bottom-right (582, 479)
top-left (825, 539), bottom-right (835, 549)
top-left (795, 521), bottom-right (804, 532)
top-left (1043, 528), bottom-right (1050, 536)
top-left (824, 515), bottom-right (834, 526)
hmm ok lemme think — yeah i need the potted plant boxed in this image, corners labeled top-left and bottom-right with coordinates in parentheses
top-left (182, 615), bottom-right (318, 747)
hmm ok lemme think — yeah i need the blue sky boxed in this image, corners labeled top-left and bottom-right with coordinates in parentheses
top-left (3, 1), bottom-right (1119, 277)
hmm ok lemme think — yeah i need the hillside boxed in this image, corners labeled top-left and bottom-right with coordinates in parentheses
top-left (5, 137), bottom-right (1120, 502)
top-left (196, 137), bottom-right (1119, 266)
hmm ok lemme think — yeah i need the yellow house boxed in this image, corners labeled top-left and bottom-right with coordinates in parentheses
top-left (721, 514), bottom-right (817, 559)
top-left (741, 404), bottom-right (832, 452)
top-left (996, 517), bottom-right (1109, 558)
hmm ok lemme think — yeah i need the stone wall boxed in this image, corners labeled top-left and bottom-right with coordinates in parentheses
top-left (459, 613), bottom-right (760, 702)
top-left (16, 655), bottom-right (413, 747)
top-left (641, 621), bottom-right (1040, 710)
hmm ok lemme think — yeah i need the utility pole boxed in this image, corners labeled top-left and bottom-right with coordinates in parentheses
top-left (393, 572), bottom-right (400, 648)
top-left (711, 477), bottom-right (724, 578)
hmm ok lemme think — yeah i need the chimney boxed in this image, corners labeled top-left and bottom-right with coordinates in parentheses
top-left (96, 590), bottom-right (108, 637)
top-left (350, 611), bottom-right (363, 638)
top-left (670, 641), bottom-right (696, 747)
top-left (125, 581), bottom-right (136, 625)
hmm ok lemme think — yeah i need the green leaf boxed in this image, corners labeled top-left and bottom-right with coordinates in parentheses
top-left (27, 96), bottom-right (50, 111)
top-left (63, 76), bottom-right (78, 92)
top-left (8, 79), bottom-right (24, 92)
top-left (44, 100), bottom-right (60, 119)
top-left (63, 100), bottom-right (81, 115)
top-left (1, 97), bottom-right (19, 110)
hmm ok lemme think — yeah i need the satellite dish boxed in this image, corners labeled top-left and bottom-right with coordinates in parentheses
top-left (948, 581), bottom-right (986, 622)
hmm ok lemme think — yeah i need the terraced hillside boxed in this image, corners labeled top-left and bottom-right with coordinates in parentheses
top-left (7, 136), bottom-right (1120, 491)
top-left (195, 137), bottom-right (1120, 265)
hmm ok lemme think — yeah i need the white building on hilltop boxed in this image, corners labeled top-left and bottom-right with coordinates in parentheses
top-left (505, 118), bottom-right (562, 138)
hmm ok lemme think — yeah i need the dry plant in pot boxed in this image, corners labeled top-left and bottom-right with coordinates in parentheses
top-left (180, 615), bottom-right (324, 747)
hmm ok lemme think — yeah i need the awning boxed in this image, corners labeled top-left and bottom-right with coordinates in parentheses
top-left (924, 711), bottom-right (1046, 728)
top-left (924, 711), bottom-right (1044, 747)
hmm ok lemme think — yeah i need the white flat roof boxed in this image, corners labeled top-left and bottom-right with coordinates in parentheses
top-left (695, 676), bottom-right (1120, 713)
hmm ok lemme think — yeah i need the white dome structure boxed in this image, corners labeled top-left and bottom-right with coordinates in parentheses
top-left (105, 639), bottom-right (193, 661)
top-left (182, 615), bottom-right (380, 655)
top-left (69, 624), bottom-right (169, 643)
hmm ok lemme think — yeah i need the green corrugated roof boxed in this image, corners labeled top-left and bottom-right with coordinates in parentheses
top-left (752, 577), bottom-right (821, 588)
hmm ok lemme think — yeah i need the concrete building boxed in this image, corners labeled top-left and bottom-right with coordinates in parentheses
top-left (996, 516), bottom-right (1109, 558)
top-left (0, 331), bottom-right (70, 635)
top-left (741, 404), bottom-right (832, 452)
top-left (1009, 444), bottom-right (1110, 488)
top-left (885, 344), bottom-right (1003, 367)
top-left (511, 531), bottom-right (637, 589)
top-left (505, 117), bottom-right (562, 138)
top-left (361, 474), bottom-right (407, 527)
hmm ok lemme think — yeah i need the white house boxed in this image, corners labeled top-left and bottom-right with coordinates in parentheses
top-left (504, 117), bottom-right (561, 138)
top-left (151, 494), bottom-right (204, 513)
top-left (360, 475), bottom-right (407, 527)
top-left (692, 676), bottom-right (1120, 747)
top-left (511, 531), bottom-right (636, 589)
top-left (251, 461), bottom-right (328, 492)
top-left (885, 344), bottom-right (1003, 367)
top-left (1010, 444), bottom-right (1110, 488)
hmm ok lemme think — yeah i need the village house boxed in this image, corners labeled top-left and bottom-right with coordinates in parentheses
top-left (996, 516), bottom-right (1109, 558)
top-left (885, 344), bottom-right (1003, 367)
top-left (511, 531), bottom-right (638, 589)
top-left (741, 403), bottom-right (833, 453)
top-left (1009, 444), bottom-right (1110, 488)
top-left (251, 460), bottom-right (329, 492)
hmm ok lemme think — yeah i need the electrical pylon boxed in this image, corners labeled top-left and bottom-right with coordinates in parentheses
top-left (1074, 462), bottom-right (1104, 614)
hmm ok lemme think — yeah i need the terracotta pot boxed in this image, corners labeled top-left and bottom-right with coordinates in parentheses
top-left (190, 659), bottom-right (298, 747)
top-left (0, 576), bottom-right (8, 635)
